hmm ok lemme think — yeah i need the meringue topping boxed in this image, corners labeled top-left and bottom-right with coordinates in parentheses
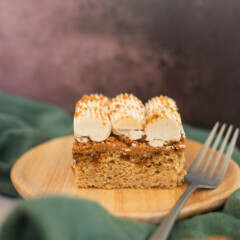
top-left (109, 94), bottom-right (145, 140)
top-left (145, 95), bottom-right (184, 145)
top-left (74, 94), bottom-right (111, 142)
top-left (73, 94), bottom-right (185, 146)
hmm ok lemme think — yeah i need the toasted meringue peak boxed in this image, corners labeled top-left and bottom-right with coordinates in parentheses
top-left (109, 94), bottom-right (145, 140)
top-left (145, 95), bottom-right (178, 117)
top-left (145, 95), bottom-right (184, 142)
top-left (73, 93), bottom-right (185, 145)
top-left (74, 94), bottom-right (111, 142)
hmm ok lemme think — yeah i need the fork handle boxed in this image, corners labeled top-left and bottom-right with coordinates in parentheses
top-left (149, 184), bottom-right (198, 240)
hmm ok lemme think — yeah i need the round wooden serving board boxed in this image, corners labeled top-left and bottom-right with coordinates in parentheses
top-left (11, 136), bottom-right (240, 223)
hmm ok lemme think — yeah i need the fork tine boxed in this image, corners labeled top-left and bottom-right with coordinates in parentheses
top-left (199, 124), bottom-right (226, 175)
top-left (189, 122), bottom-right (219, 172)
top-left (215, 128), bottom-right (239, 182)
top-left (207, 125), bottom-right (233, 177)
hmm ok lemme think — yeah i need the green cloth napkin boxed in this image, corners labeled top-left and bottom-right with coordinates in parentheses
top-left (0, 93), bottom-right (73, 196)
top-left (0, 197), bottom-right (155, 240)
top-left (0, 92), bottom-right (240, 240)
top-left (1, 190), bottom-right (240, 240)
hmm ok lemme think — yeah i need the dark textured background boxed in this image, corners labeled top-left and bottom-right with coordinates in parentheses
top-left (0, 0), bottom-right (240, 130)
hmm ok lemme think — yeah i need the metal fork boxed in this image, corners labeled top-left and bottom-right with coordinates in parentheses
top-left (149, 122), bottom-right (239, 240)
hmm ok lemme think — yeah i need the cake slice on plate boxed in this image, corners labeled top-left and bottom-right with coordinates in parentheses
top-left (72, 93), bottom-right (186, 189)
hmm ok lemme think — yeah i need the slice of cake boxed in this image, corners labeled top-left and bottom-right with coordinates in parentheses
top-left (72, 93), bottom-right (186, 189)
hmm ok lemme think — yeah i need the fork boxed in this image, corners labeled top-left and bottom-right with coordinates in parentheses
top-left (149, 122), bottom-right (239, 240)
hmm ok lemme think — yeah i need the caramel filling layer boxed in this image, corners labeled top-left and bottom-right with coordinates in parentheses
top-left (72, 135), bottom-right (185, 163)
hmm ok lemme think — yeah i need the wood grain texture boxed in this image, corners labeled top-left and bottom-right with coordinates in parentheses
top-left (11, 136), bottom-right (240, 223)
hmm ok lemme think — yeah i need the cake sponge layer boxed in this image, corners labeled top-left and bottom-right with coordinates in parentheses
top-left (72, 150), bottom-right (185, 189)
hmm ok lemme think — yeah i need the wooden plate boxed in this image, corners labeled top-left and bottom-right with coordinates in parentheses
top-left (11, 136), bottom-right (240, 223)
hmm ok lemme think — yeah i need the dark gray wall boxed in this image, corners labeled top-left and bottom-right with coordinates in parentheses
top-left (0, 0), bottom-right (239, 131)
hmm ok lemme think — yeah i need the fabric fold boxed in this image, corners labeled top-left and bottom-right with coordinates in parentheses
top-left (0, 196), bottom-right (156, 240)
top-left (0, 93), bottom-right (73, 196)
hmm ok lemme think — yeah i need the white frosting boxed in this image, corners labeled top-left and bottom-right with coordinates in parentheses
top-left (145, 118), bottom-right (181, 142)
top-left (180, 125), bottom-right (186, 138)
top-left (148, 140), bottom-right (164, 147)
top-left (74, 94), bottom-right (111, 142)
top-left (113, 129), bottom-right (144, 140)
top-left (109, 94), bottom-right (145, 140)
top-left (73, 94), bottom-right (185, 145)
top-left (74, 117), bottom-right (111, 142)
top-left (178, 144), bottom-right (186, 149)
top-left (145, 95), bottom-right (185, 143)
